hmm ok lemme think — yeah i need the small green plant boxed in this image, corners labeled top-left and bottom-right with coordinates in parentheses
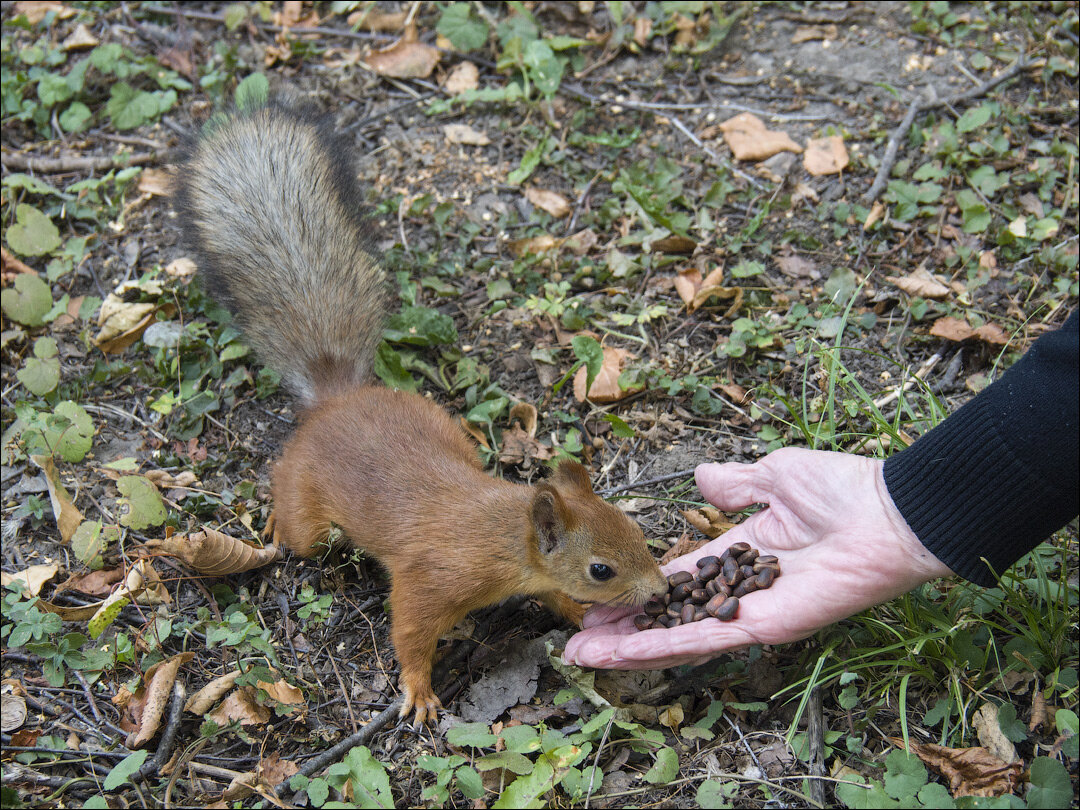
top-left (296, 583), bottom-right (334, 627)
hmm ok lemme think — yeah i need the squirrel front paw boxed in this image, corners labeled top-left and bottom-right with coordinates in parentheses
top-left (399, 679), bottom-right (441, 726)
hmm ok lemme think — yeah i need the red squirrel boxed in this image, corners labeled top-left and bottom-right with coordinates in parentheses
top-left (175, 99), bottom-right (667, 724)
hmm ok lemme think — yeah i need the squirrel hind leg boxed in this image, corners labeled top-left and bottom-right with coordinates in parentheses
top-left (268, 507), bottom-right (336, 558)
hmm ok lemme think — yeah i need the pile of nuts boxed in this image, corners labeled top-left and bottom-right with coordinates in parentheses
top-left (634, 542), bottom-right (781, 631)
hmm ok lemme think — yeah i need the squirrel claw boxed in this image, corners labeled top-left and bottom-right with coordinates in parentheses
top-left (400, 685), bottom-right (441, 727)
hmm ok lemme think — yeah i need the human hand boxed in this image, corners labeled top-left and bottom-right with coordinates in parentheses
top-left (563, 447), bottom-right (953, 670)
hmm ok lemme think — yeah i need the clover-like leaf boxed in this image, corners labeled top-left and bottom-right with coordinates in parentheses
top-left (2, 272), bottom-right (53, 327)
top-left (17, 336), bottom-right (60, 396)
top-left (5, 204), bottom-right (61, 257)
top-left (117, 475), bottom-right (167, 530)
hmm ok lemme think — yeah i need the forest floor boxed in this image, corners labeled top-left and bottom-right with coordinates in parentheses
top-left (1, 1), bottom-right (1077, 808)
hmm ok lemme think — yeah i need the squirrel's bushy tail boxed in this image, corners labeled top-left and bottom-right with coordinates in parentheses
top-left (175, 102), bottom-right (386, 407)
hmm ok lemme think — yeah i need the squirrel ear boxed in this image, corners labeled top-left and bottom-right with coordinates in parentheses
top-left (551, 460), bottom-right (594, 493)
top-left (530, 484), bottom-right (567, 555)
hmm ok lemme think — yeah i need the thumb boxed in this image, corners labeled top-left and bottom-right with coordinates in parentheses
top-left (695, 460), bottom-right (775, 511)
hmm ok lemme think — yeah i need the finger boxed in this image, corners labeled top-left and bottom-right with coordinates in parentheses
top-left (695, 461), bottom-right (775, 511)
top-left (582, 603), bottom-right (637, 629)
top-left (563, 615), bottom-right (638, 667)
top-left (616, 618), bottom-right (757, 661)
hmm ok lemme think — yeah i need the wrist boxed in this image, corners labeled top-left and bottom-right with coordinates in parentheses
top-left (873, 459), bottom-right (954, 585)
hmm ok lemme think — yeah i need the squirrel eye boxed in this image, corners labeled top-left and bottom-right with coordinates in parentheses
top-left (589, 563), bottom-right (615, 582)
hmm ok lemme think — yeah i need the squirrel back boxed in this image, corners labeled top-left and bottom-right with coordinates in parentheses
top-left (175, 102), bottom-right (386, 406)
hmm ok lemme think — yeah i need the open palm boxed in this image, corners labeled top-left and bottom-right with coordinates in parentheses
top-left (563, 448), bottom-right (953, 670)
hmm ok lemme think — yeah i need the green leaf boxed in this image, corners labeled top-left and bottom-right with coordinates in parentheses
top-left (455, 765), bottom-right (485, 799)
top-left (107, 83), bottom-right (176, 130)
top-left (475, 751), bottom-right (534, 774)
top-left (88, 589), bottom-right (129, 639)
top-left (492, 759), bottom-right (554, 809)
top-left (436, 3), bottom-right (489, 52)
top-left (37, 71), bottom-right (74, 106)
top-left (508, 135), bottom-right (548, 185)
top-left (923, 697), bottom-right (951, 727)
top-left (731, 259), bottom-right (764, 278)
top-left (59, 101), bottom-right (92, 132)
top-left (1026, 757), bottom-right (1072, 809)
top-left (117, 475), bottom-right (167, 529)
top-left (956, 103), bottom-right (993, 133)
top-left (372, 344), bottom-right (419, 392)
top-left (37, 401), bottom-right (95, 462)
top-left (384, 305), bottom-right (458, 346)
top-left (915, 782), bottom-right (954, 808)
top-left (995, 702), bottom-right (1027, 743)
top-left (1056, 708), bottom-right (1079, 758)
top-left (71, 520), bottom-right (113, 569)
top-left (603, 413), bottom-right (635, 438)
top-left (834, 774), bottom-right (901, 809)
top-left (5, 204), bottom-right (61, 257)
top-left (571, 335), bottom-right (603, 393)
top-left (17, 336), bottom-right (60, 395)
top-left (223, 3), bottom-right (249, 30)
top-left (235, 73), bottom-right (269, 111)
top-left (446, 722), bottom-right (497, 748)
top-left (824, 267), bottom-right (858, 303)
top-left (696, 779), bottom-right (736, 808)
top-left (882, 749), bottom-right (927, 801)
top-left (643, 747), bottom-right (679, 784)
top-left (103, 749), bottom-right (149, 790)
top-left (338, 745), bottom-right (392, 808)
top-left (523, 40), bottom-right (563, 97)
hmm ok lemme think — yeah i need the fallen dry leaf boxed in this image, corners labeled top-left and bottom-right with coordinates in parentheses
top-left (157, 529), bottom-right (282, 576)
top-left (972, 703), bottom-right (1019, 764)
top-left (674, 267), bottom-right (744, 315)
top-left (94, 295), bottom-right (176, 354)
top-left (61, 22), bottom-right (98, 50)
top-left (509, 401), bottom-right (539, 437)
top-left (210, 686), bottom-right (271, 727)
top-left (143, 469), bottom-right (198, 490)
top-left (125, 559), bottom-right (171, 605)
top-left (137, 168), bottom-right (172, 197)
top-left (444, 60), bottom-right (479, 94)
top-left (719, 112), bottom-right (802, 161)
top-left (717, 382), bottom-right (752, 404)
top-left (35, 599), bottom-right (100, 621)
top-left (459, 418), bottom-right (490, 449)
top-left (803, 135), bottom-right (849, 175)
top-left (650, 234), bottom-right (696, 254)
top-left (508, 233), bottom-right (563, 257)
top-left (126, 652), bottom-right (195, 748)
top-left (791, 181), bottom-right (819, 206)
top-left (525, 187), bottom-right (571, 218)
top-left (929, 317), bottom-right (1010, 345)
top-left (891, 738), bottom-right (1021, 798)
top-left (365, 25), bottom-right (439, 78)
top-left (633, 15), bottom-right (653, 46)
top-left (164, 257), bottom-right (196, 279)
top-left (13, 1), bottom-right (74, 25)
top-left (864, 200), bottom-right (886, 230)
top-left (564, 228), bottom-right (598, 255)
top-left (886, 268), bottom-right (951, 300)
top-left (185, 670), bottom-right (243, 715)
top-left (658, 703), bottom-right (684, 733)
top-left (658, 531), bottom-right (708, 565)
top-left (498, 425), bottom-right (555, 466)
top-left (55, 566), bottom-right (125, 598)
top-left (1, 563), bottom-right (60, 597)
top-left (573, 345), bottom-right (642, 403)
top-left (348, 6), bottom-right (407, 31)
top-left (259, 752), bottom-right (299, 788)
top-left (29, 455), bottom-right (83, 543)
top-left (1029, 690), bottom-right (1049, 732)
top-left (774, 251), bottom-right (820, 279)
top-left (444, 123), bottom-right (491, 146)
top-left (682, 506), bottom-right (737, 538)
top-left (256, 679), bottom-right (304, 706)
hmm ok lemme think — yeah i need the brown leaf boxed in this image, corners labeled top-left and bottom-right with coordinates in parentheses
top-left (774, 251), bottom-right (820, 279)
top-left (890, 738), bottom-right (1021, 798)
top-left (717, 382), bottom-right (751, 404)
top-left (35, 598), bottom-right (100, 621)
top-left (1029, 690), bottom-right (1049, 732)
top-left (125, 558), bottom-right (171, 605)
top-left (2, 694), bottom-right (27, 733)
top-left (256, 679), bottom-right (304, 706)
top-left (633, 16), bottom-right (652, 46)
top-left (94, 296), bottom-right (176, 354)
top-left (1, 563), bottom-right (59, 597)
top-left (56, 566), bottom-right (125, 598)
top-left (365, 26), bottom-right (439, 78)
top-left (444, 61), bottom-right (479, 94)
top-left (144, 469), bottom-right (198, 490)
top-left (509, 401), bottom-right (539, 437)
top-left (61, 22), bottom-right (98, 51)
top-left (444, 123), bottom-right (491, 146)
top-left (164, 257), bottom-right (197, 279)
top-left (682, 506), bottom-right (736, 538)
top-left (791, 24), bottom-right (838, 43)
top-left (658, 703), bottom-right (684, 732)
top-left (2, 245), bottom-right (38, 281)
top-left (929, 317), bottom-right (1010, 345)
top-left (650, 235), bottom-right (696, 254)
top-left (459, 418), bottom-right (490, 449)
top-left (563, 228), bottom-right (598, 255)
top-left (803, 136), bottom-right (849, 175)
top-left (137, 168), bottom-right (172, 197)
top-left (508, 234), bottom-right (562, 257)
top-left (864, 200), bottom-right (886, 230)
top-left (209, 686), bottom-right (271, 727)
top-left (30, 455), bottom-right (84, 543)
top-left (886, 269), bottom-right (951, 300)
top-left (348, 7), bottom-right (407, 31)
top-left (658, 531), bottom-right (708, 565)
top-left (525, 187), bottom-right (571, 218)
top-left (13, 1), bottom-right (74, 25)
top-left (573, 346), bottom-right (642, 403)
top-left (719, 112), bottom-right (802, 161)
top-left (498, 425), bottom-right (554, 466)
top-left (185, 670), bottom-right (243, 715)
top-left (259, 752), bottom-right (299, 788)
top-left (158, 529), bottom-right (282, 576)
top-left (127, 652), bottom-right (195, 748)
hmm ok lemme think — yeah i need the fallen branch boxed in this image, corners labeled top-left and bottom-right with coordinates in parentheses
top-left (862, 56), bottom-right (1030, 204)
top-left (1, 149), bottom-right (166, 174)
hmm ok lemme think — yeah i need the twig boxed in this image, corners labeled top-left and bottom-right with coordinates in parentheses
top-left (862, 57), bottom-right (1029, 204)
top-left (598, 468), bottom-right (696, 496)
top-left (1, 149), bottom-right (166, 174)
top-left (141, 4), bottom-right (388, 42)
top-left (872, 351), bottom-right (941, 410)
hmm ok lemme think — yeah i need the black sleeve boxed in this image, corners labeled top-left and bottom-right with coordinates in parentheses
top-left (883, 309), bottom-right (1079, 587)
